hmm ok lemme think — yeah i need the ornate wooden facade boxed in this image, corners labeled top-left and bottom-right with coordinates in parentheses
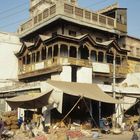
top-left (16, 33), bottom-right (128, 81)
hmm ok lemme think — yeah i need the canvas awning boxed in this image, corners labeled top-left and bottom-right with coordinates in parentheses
top-left (47, 80), bottom-right (123, 104)
top-left (6, 90), bottom-right (53, 109)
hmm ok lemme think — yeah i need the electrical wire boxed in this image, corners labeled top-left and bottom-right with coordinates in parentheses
top-left (0, 18), bottom-right (28, 30)
top-left (0, 8), bottom-right (28, 21)
top-left (85, 0), bottom-right (111, 9)
top-left (0, 1), bottom-right (28, 15)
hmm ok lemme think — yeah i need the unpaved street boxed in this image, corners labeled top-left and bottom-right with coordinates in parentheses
top-left (101, 131), bottom-right (138, 140)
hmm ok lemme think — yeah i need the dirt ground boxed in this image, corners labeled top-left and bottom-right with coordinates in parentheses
top-left (3, 130), bottom-right (139, 140)
top-left (75, 131), bottom-right (138, 140)
top-left (100, 131), bottom-right (138, 140)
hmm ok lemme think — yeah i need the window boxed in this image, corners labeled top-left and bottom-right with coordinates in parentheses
top-left (98, 51), bottom-right (104, 62)
top-left (70, 46), bottom-right (77, 58)
top-left (69, 30), bottom-right (76, 37)
top-left (91, 50), bottom-right (97, 61)
top-left (106, 54), bottom-right (113, 64)
top-left (27, 54), bottom-right (31, 64)
top-left (36, 51), bottom-right (40, 62)
top-left (53, 45), bottom-right (58, 57)
top-left (32, 53), bottom-right (35, 63)
top-left (41, 47), bottom-right (46, 60)
top-left (23, 56), bottom-right (26, 64)
top-left (60, 45), bottom-right (68, 57)
top-left (129, 46), bottom-right (134, 55)
top-left (48, 47), bottom-right (52, 58)
top-left (116, 56), bottom-right (121, 65)
top-left (62, 25), bottom-right (64, 34)
top-left (136, 48), bottom-right (140, 57)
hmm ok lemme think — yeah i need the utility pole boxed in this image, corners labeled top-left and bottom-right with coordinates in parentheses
top-left (113, 50), bottom-right (116, 99)
top-left (112, 49), bottom-right (117, 128)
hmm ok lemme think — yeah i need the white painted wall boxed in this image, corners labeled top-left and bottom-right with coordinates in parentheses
top-left (77, 67), bottom-right (92, 83)
top-left (0, 32), bottom-right (21, 113)
top-left (60, 66), bottom-right (71, 82)
top-left (123, 96), bottom-right (137, 111)
top-left (0, 32), bottom-right (21, 83)
top-left (51, 66), bottom-right (72, 82)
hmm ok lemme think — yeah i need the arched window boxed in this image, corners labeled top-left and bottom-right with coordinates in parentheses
top-left (70, 46), bottom-right (77, 58)
top-left (91, 50), bottom-right (97, 61)
top-left (27, 54), bottom-right (31, 64)
top-left (36, 51), bottom-right (40, 62)
top-left (60, 44), bottom-right (68, 57)
top-left (48, 47), bottom-right (52, 59)
top-left (23, 56), bottom-right (26, 64)
top-left (98, 51), bottom-right (104, 62)
top-left (116, 55), bottom-right (121, 65)
top-left (32, 53), bottom-right (35, 63)
top-left (78, 45), bottom-right (89, 60)
top-left (41, 47), bottom-right (46, 60)
top-left (106, 54), bottom-right (113, 64)
top-left (53, 45), bottom-right (58, 57)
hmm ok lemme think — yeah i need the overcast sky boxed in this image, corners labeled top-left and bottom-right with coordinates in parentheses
top-left (0, 0), bottom-right (140, 38)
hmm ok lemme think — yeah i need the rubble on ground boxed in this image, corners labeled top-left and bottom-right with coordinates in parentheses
top-left (2, 110), bottom-right (19, 131)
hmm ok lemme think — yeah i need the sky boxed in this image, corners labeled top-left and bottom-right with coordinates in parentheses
top-left (0, 0), bottom-right (140, 38)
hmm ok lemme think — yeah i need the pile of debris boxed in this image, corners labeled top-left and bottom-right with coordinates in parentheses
top-left (2, 110), bottom-right (19, 131)
top-left (10, 121), bottom-right (98, 140)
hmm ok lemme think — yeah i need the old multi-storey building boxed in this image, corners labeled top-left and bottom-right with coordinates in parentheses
top-left (17, 0), bottom-right (128, 85)
top-left (119, 35), bottom-right (140, 73)
top-left (7, 0), bottom-right (128, 125)
top-left (3, 0), bottom-right (136, 126)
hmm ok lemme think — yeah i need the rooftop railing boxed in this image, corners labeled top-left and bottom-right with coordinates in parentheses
top-left (18, 2), bottom-right (116, 36)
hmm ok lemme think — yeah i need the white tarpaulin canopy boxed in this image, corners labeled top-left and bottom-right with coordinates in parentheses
top-left (47, 80), bottom-right (123, 104)
top-left (6, 90), bottom-right (53, 109)
top-left (6, 80), bottom-right (123, 112)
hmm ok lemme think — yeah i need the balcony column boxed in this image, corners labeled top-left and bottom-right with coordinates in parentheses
top-left (103, 52), bottom-right (106, 63)
top-left (25, 55), bottom-right (27, 64)
top-left (35, 52), bottom-right (36, 62)
top-left (89, 50), bottom-right (91, 61)
top-left (76, 47), bottom-right (79, 59)
top-left (46, 47), bottom-right (48, 59)
top-left (29, 53), bottom-right (32, 64)
top-left (30, 53), bottom-right (32, 63)
top-left (58, 44), bottom-right (61, 65)
top-left (52, 46), bottom-right (54, 59)
top-left (119, 55), bottom-right (122, 65)
top-left (68, 45), bottom-right (70, 57)
top-left (39, 50), bottom-right (41, 61)
top-left (58, 43), bottom-right (61, 57)
top-left (96, 51), bottom-right (98, 62)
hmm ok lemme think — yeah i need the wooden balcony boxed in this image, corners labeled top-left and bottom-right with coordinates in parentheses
top-left (18, 2), bottom-right (119, 37)
top-left (110, 64), bottom-right (128, 77)
top-left (18, 57), bottom-right (92, 79)
top-left (18, 56), bottom-right (128, 80)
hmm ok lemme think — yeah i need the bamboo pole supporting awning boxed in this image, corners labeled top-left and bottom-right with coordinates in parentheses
top-left (47, 80), bottom-right (123, 104)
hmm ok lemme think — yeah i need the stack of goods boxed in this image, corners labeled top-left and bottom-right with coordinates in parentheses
top-left (3, 110), bottom-right (19, 131)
